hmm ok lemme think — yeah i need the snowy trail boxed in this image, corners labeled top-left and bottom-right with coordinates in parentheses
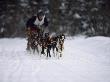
top-left (0, 36), bottom-right (110, 82)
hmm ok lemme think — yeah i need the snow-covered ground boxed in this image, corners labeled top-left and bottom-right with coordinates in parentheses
top-left (0, 36), bottom-right (110, 82)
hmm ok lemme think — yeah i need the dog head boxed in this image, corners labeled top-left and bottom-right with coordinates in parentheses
top-left (59, 34), bottom-right (65, 41)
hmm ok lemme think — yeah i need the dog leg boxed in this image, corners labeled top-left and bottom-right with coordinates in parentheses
top-left (47, 46), bottom-right (51, 58)
top-left (53, 47), bottom-right (56, 57)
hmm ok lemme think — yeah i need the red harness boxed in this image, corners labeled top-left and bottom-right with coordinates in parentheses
top-left (30, 27), bottom-right (41, 33)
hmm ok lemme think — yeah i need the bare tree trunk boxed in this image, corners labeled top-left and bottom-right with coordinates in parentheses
top-left (49, 0), bottom-right (60, 33)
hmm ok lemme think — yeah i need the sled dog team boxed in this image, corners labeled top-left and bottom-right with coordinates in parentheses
top-left (26, 31), bottom-right (65, 58)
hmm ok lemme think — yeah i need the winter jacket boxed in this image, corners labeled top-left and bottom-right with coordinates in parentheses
top-left (26, 16), bottom-right (48, 29)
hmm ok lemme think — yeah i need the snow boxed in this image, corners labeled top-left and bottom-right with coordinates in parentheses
top-left (0, 36), bottom-right (110, 82)
top-left (20, 3), bottom-right (28, 7)
top-left (60, 3), bottom-right (66, 10)
top-left (74, 13), bottom-right (81, 19)
top-left (91, 8), bottom-right (98, 12)
top-left (0, 28), bottom-right (5, 33)
top-left (81, 21), bottom-right (88, 29)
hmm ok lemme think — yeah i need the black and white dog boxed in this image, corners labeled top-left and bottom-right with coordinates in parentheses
top-left (51, 34), bottom-right (65, 58)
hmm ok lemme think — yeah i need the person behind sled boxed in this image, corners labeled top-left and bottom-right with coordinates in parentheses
top-left (26, 11), bottom-right (48, 52)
